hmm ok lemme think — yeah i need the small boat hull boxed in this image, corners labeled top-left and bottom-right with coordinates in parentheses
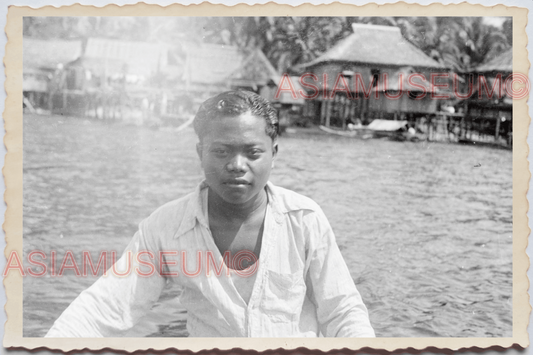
top-left (319, 124), bottom-right (427, 142)
top-left (319, 125), bottom-right (374, 139)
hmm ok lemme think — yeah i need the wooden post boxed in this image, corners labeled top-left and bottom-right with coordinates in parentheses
top-left (460, 115), bottom-right (465, 139)
top-left (62, 91), bottom-right (67, 112)
top-left (360, 94), bottom-right (367, 123)
top-left (428, 116), bottom-right (433, 141)
top-left (342, 102), bottom-right (347, 130)
top-left (495, 116), bottom-right (501, 142)
top-left (95, 93), bottom-right (99, 118)
top-left (341, 97), bottom-right (349, 129)
top-left (442, 115), bottom-right (447, 141)
top-left (320, 98), bottom-right (326, 125)
top-left (325, 100), bottom-right (332, 127)
top-left (48, 91), bottom-right (53, 112)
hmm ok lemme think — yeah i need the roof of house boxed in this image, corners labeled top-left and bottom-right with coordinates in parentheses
top-left (476, 49), bottom-right (512, 73)
top-left (226, 49), bottom-right (280, 87)
top-left (298, 23), bottom-right (444, 70)
top-left (23, 37), bottom-right (83, 71)
top-left (83, 38), bottom-right (169, 77)
top-left (184, 43), bottom-right (248, 85)
top-left (184, 43), bottom-right (305, 104)
top-left (224, 48), bottom-right (306, 104)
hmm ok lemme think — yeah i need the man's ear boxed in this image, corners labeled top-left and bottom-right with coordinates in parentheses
top-left (271, 140), bottom-right (278, 167)
top-left (196, 143), bottom-right (203, 162)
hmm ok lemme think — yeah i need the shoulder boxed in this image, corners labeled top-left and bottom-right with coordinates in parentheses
top-left (140, 188), bottom-right (200, 237)
top-left (150, 191), bottom-right (196, 219)
top-left (268, 182), bottom-right (324, 215)
top-left (268, 182), bottom-right (334, 248)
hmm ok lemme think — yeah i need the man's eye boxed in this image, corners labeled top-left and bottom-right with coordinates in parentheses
top-left (248, 149), bottom-right (262, 158)
top-left (212, 149), bottom-right (228, 156)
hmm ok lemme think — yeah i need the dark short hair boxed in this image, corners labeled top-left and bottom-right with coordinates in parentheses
top-left (193, 91), bottom-right (278, 141)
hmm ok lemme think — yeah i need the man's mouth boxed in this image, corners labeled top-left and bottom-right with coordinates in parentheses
top-left (224, 179), bottom-right (250, 186)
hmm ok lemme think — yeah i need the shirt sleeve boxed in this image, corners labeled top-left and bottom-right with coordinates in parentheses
top-left (305, 210), bottom-right (376, 338)
top-left (45, 222), bottom-right (167, 337)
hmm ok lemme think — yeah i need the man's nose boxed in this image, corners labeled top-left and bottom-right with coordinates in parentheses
top-left (226, 154), bottom-right (247, 172)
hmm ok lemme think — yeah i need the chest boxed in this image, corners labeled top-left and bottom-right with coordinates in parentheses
top-left (209, 212), bottom-right (265, 258)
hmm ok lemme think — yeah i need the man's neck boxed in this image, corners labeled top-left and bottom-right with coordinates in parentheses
top-left (208, 187), bottom-right (268, 221)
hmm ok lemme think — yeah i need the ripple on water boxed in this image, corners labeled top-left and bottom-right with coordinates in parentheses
top-left (22, 115), bottom-right (512, 337)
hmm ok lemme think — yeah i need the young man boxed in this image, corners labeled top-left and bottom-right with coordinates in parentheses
top-left (46, 91), bottom-right (375, 338)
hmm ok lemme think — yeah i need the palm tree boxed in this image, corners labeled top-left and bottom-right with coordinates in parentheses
top-left (395, 17), bottom-right (511, 72)
top-left (23, 16), bottom-right (511, 75)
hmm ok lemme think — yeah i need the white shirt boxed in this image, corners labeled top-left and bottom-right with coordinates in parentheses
top-left (45, 181), bottom-right (375, 338)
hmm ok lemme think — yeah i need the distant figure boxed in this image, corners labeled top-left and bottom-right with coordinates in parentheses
top-left (45, 91), bottom-right (375, 338)
top-left (347, 118), bottom-right (363, 131)
top-left (141, 96), bottom-right (153, 122)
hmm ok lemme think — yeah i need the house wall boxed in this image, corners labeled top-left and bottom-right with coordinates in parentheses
top-left (463, 71), bottom-right (512, 143)
top-left (23, 69), bottom-right (53, 110)
top-left (23, 73), bottom-right (49, 93)
top-left (304, 62), bottom-right (442, 126)
top-left (368, 92), bottom-right (438, 114)
top-left (308, 62), bottom-right (438, 95)
top-left (474, 72), bottom-right (511, 102)
top-left (260, 85), bottom-right (280, 103)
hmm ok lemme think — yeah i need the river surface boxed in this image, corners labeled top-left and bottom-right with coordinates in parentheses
top-left (22, 114), bottom-right (512, 337)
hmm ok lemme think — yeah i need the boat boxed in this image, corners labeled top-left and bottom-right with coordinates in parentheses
top-left (319, 125), bottom-right (374, 139)
top-left (319, 119), bottom-right (428, 142)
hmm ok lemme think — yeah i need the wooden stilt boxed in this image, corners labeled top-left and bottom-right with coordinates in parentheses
top-left (325, 100), bottom-right (332, 127)
top-left (495, 116), bottom-right (501, 142)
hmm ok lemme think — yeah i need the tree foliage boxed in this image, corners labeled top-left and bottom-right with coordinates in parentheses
top-left (23, 16), bottom-right (512, 73)
top-left (395, 17), bottom-right (511, 72)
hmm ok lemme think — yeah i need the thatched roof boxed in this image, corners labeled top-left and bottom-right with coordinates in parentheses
top-left (299, 23), bottom-right (444, 70)
top-left (476, 49), bottom-right (512, 73)
top-left (183, 43), bottom-right (257, 85)
top-left (226, 49), bottom-right (280, 88)
top-left (23, 37), bottom-right (83, 71)
top-left (183, 43), bottom-right (304, 104)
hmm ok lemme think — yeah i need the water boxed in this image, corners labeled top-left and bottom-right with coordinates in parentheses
top-left (22, 114), bottom-right (512, 337)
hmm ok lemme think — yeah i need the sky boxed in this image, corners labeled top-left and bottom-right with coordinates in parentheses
top-left (482, 16), bottom-right (508, 27)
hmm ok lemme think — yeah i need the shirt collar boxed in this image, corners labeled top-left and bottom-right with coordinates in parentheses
top-left (173, 181), bottom-right (285, 239)
top-left (173, 181), bottom-right (209, 239)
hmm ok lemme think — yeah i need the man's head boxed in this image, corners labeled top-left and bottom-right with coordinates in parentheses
top-left (194, 91), bottom-right (278, 206)
top-left (193, 90), bottom-right (279, 142)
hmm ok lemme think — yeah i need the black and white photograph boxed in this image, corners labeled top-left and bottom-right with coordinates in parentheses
top-left (4, 2), bottom-right (529, 351)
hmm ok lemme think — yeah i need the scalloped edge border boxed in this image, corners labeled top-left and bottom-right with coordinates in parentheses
top-left (3, 1), bottom-right (530, 352)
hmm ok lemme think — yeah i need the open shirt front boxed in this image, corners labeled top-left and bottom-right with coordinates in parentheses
top-left (46, 181), bottom-right (375, 338)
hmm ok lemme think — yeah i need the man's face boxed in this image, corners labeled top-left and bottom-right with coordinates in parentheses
top-left (197, 112), bottom-right (277, 205)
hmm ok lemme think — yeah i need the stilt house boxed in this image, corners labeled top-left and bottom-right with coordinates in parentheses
top-left (295, 23), bottom-right (445, 128)
top-left (51, 38), bottom-right (173, 118)
top-left (465, 49), bottom-right (512, 145)
top-left (23, 37), bottom-right (83, 110)
top-left (181, 43), bottom-right (305, 123)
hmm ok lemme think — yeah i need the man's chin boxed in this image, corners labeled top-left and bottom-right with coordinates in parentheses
top-left (220, 192), bottom-right (252, 205)
top-left (209, 186), bottom-right (250, 204)
top-left (209, 183), bottom-right (264, 206)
